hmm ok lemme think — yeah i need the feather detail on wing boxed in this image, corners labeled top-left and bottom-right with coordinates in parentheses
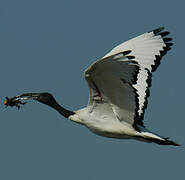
top-left (85, 52), bottom-right (139, 126)
top-left (85, 27), bottom-right (172, 130)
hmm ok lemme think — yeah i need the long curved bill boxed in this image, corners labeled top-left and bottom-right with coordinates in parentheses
top-left (4, 93), bottom-right (41, 109)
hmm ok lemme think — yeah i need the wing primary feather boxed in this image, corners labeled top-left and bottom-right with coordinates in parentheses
top-left (120, 77), bottom-right (144, 131)
top-left (133, 68), bottom-right (152, 130)
top-left (127, 55), bottom-right (135, 60)
top-left (159, 31), bottom-right (170, 37)
top-left (163, 37), bottom-right (172, 42)
top-left (133, 66), bottom-right (140, 84)
top-left (130, 61), bottom-right (139, 65)
top-left (150, 27), bottom-right (164, 35)
top-left (85, 27), bottom-right (173, 133)
top-left (151, 55), bottom-right (162, 72)
top-left (166, 42), bottom-right (173, 47)
top-left (139, 69), bottom-right (152, 121)
top-left (151, 28), bottom-right (173, 72)
top-left (145, 68), bottom-right (152, 88)
top-left (122, 50), bottom-right (132, 56)
top-left (133, 87), bottom-right (144, 131)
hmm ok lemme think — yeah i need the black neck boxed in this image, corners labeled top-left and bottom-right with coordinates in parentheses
top-left (50, 102), bottom-right (75, 118)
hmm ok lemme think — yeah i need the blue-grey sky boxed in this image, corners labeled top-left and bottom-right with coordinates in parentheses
top-left (1, 0), bottom-right (185, 179)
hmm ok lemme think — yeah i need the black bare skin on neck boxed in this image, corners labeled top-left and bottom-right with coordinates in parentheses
top-left (34, 92), bottom-right (75, 118)
top-left (4, 92), bottom-right (75, 118)
top-left (48, 100), bottom-right (75, 118)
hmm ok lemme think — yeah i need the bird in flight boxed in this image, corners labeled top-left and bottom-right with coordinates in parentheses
top-left (5, 27), bottom-right (179, 146)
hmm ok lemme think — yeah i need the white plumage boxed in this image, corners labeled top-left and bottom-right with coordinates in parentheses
top-left (6, 27), bottom-right (179, 146)
top-left (69, 27), bottom-right (178, 145)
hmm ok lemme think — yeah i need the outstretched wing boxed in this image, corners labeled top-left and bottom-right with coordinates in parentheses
top-left (85, 27), bottom-right (172, 130)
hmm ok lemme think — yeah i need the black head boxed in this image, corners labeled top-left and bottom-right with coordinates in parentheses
top-left (4, 92), bottom-right (74, 118)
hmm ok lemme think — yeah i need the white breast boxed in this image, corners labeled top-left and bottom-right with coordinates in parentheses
top-left (70, 107), bottom-right (136, 138)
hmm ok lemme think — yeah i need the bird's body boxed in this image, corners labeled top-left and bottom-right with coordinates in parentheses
top-left (69, 106), bottom-right (168, 143)
top-left (69, 107), bottom-right (136, 139)
top-left (5, 27), bottom-right (179, 146)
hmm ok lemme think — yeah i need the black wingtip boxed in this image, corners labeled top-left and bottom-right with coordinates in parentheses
top-left (163, 37), bottom-right (172, 42)
top-left (122, 50), bottom-right (132, 56)
top-left (164, 137), bottom-right (181, 146)
top-left (127, 55), bottom-right (135, 60)
top-left (148, 137), bottom-right (180, 146)
top-left (149, 27), bottom-right (165, 35)
top-left (149, 27), bottom-right (173, 72)
top-left (159, 31), bottom-right (170, 37)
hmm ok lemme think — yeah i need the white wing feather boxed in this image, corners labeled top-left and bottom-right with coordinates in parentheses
top-left (85, 27), bottom-right (172, 128)
top-left (85, 53), bottom-right (139, 125)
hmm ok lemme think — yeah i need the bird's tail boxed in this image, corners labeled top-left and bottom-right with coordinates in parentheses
top-left (136, 126), bottom-right (180, 146)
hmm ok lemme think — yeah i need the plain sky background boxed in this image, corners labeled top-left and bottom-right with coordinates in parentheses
top-left (0, 0), bottom-right (185, 179)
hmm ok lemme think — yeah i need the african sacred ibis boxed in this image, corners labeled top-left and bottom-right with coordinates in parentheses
top-left (5, 27), bottom-right (179, 146)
